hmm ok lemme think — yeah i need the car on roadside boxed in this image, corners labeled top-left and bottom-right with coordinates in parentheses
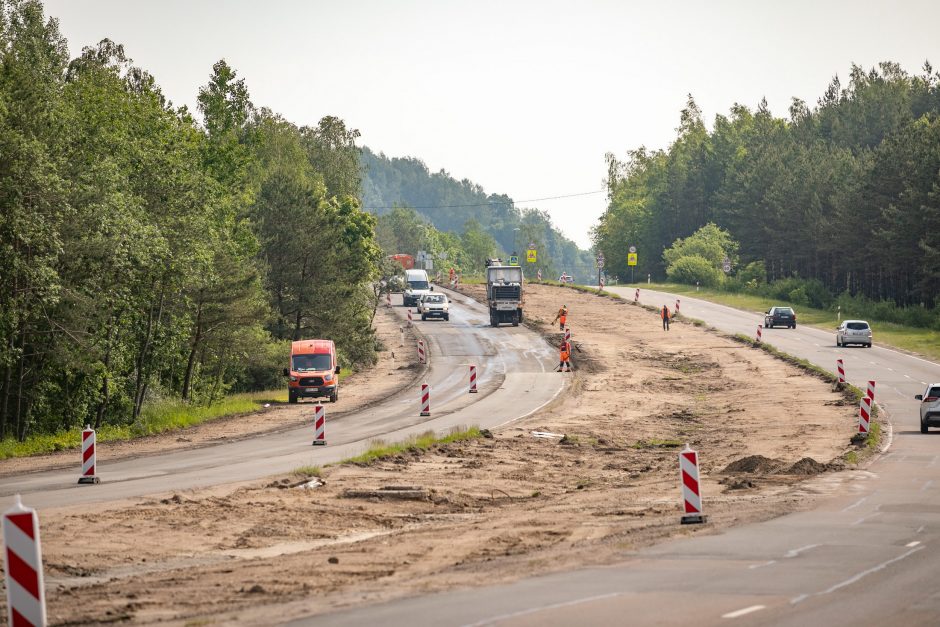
top-left (836, 319), bottom-right (872, 347)
top-left (417, 292), bottom-right (450, 321)
top-left (915, 383), bottom-right (940, 433)
top-left (764, 306), bottom-right (797, 329)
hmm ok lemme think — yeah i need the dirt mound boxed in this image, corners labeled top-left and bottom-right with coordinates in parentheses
top-left (785, 457), bottom-right (828, 475)
top-left (721, 455), bottom-right (782, 474)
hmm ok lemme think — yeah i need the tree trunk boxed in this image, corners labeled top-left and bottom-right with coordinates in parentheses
top-left (182, 302), bottom-right (203, 401)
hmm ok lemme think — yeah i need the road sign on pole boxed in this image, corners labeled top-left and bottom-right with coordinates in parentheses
top-left (508, 255), bottom-right (519, 266)
top-left (526, 249), bottom-right (537, 263)
top-left (627, 253), bottom-right (638, 266)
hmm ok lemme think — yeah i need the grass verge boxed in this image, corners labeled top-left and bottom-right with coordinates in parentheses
top-left (339, 427), bottom-right (482, 465)
top-left (0, 389), bottom-right (287, 460)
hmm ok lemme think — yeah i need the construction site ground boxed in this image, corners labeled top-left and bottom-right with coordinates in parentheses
top-left (1, 284), bottom-right (866, 625)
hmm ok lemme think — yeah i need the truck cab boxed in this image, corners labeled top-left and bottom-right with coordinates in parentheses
top-left (284, 339), bottom-right (340, 403)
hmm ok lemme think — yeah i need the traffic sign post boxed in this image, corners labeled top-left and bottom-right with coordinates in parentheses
top-left (508, 255), bottom-right (519, 266)
top-left (526, 249), bottom-right (537, 263)
top-left (627, 249), bottom-right (638, 283)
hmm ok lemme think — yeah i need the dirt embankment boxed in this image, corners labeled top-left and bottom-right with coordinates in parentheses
top-left (3, 285), bottom-right (862, 625)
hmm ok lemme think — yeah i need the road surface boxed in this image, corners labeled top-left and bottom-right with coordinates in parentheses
top-left (306, 287), bottom-right (940, 626)
top-left (0, 293), bottom-right (563, 510)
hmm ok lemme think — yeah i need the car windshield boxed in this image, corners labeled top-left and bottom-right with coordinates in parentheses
top-left (424, 295), bottom-right (444, 303)
top-left (847, 322), bottom-right (870, 330)
top-left (292, 353), bottom-right (332, 372)
top-left (775, 308), bottom-right (793, 314)
top-left (408, 280), bottom-right (429, 290)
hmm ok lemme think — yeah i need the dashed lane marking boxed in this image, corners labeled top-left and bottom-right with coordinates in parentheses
top-left (906, 541), bottom-right (922, 547)
top-left (722, 605), bottom-right (766, 619)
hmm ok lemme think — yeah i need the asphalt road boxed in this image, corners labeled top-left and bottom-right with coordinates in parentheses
top-left (1, 293), bottom-right (563, 510)
top-left (306, 287), bottom-right (940, 627)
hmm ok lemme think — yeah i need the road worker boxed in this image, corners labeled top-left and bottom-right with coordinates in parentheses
top-left (552, 305), bottom-right (569, 331)
top-left (661, 304), bottom-right (671, 331)
top-left (558, 339), bottom-right (571, 372)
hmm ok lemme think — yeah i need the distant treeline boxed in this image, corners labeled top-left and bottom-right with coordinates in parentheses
top-left (0, 1), bottom-right (379, 440)
top-left (595, 62), bottom-right (940, 306)
top-left (361, 147), bottom-right (595, 280)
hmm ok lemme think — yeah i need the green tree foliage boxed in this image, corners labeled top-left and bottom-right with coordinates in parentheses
top-left (0, 1), bottom-right (380, 440)
top-left (596, 63), bottom-right (940, 309)
top-left (361, 147), bottom-right (595, 281)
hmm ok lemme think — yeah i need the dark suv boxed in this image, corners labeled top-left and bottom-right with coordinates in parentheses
top-left (764, 306), bottom-right (796, 329)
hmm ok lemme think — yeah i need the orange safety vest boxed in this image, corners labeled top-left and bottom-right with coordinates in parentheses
top-left (560, 342), bottom-right (571, 361)
top-left (559, 307), bottom-right (568, 323)
top-left (661, 307), bottom-right (670, 320)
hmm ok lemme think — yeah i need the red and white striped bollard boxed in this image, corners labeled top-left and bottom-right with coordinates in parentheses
top-left (417, 339), bottom-right (426, 364)
top-left (420, 384), bottom-right (431, 416)
top-left (756, 324), bottom-right (762, 343)
top-left (78, 425), bottom-right (99, 484)
top-left (837, 358), bottom-right (846, 384)
top-left (537, 269), bottom-right (542, 281)
top-left (679, 444), bottom-right (706, 524)
top-left (866, 380), bottom-right (876, 404)
top-left (3, 495), bottom-right (47, 627)
top-left (675, 298), bottom-right (680, 314)
top-left (469, 365), bottom-right (478, 394)
top-left (859, 396), bottom-right (871, 434)
top-left (407, 308), bottom-right (413, 327)
top-left (386, 291), bottom-right (391, 308)
top-left (564, 326), bottom-right (571, 343)
top-left (312, 404), bottom-right (326, 445)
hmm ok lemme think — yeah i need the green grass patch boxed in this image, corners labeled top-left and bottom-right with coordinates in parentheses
top-left (0, 389), bottom-right (286, 460)
top-left (293, 465), bottom-right (323, 478)
top-left (340, 427), bottom-right (482, 465)
top-left (625, 282), bottom-right (940, 361)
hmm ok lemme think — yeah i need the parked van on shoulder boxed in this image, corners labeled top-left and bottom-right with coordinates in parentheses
top-left (403, 268), bottom-right (432, 307)
top-left (284, 339), bottom-right (340, 403)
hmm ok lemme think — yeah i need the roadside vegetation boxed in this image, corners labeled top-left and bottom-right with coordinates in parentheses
top-left (0, 0), bottom-right (382, 445)
top-left (595, 61), bottom-right (940, 355)
top-left (339, 427), bottom-right (483, 465)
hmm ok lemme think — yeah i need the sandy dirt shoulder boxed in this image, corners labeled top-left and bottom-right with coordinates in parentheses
top-left (0, 304), bottom-right (424, 477)
top-left (3, 285), bottom-right (868, 625)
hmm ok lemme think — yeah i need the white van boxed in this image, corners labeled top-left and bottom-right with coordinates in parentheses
top-left (403, 269), bottom-right (432, 307)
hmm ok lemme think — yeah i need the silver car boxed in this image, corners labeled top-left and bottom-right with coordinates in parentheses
top-left (836, 320), bottom-right (872, 347)
top-left (915, 384), bottom-right (940, 433)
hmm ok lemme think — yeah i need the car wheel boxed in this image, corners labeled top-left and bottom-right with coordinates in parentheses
top-left (836, 337), bottom-right (842, 347)
top-left (421, 313), bottom-right (427, 321)
top-left (867, 343), bottom-right (872, 348)
top-left (444, 314), bottom-right (449, 321)
top-left (330, 391), bottom-right (338, 403)
top-left (289, 391), bottom-right (298, 404)
top-left (791, 324), bottom-right (796, 329)
top-left (922, 421), bottom-right (929, 434)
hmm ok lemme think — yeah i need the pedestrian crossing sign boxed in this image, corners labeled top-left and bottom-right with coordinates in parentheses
top-left (509, 255), bottom-right (519, 265)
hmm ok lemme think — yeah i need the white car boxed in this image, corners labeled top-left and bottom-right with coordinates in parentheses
top-left (417, 292), bottom-right (449, 321)
top-left (836, 320), bottom-right (872, 347)
top-left (915, 383), bottom-right (940, 433)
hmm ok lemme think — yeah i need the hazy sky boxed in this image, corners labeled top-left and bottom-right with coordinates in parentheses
top-left (44, 0), bottom-right (940, 248)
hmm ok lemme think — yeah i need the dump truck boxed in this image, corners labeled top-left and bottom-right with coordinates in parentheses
top-left (485, 259), bottom-right (524, 327)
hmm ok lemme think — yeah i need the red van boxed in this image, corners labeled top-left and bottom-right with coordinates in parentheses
top-left (284, 339), bottom-right (340, 403)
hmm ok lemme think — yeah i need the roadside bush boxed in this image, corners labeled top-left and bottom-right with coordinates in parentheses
top-left (833, 291), bottom-right (940, 329)
top-left (762, 277), bottom-right (832, 309)
top-left (666, 255), bottom-right (724, 287)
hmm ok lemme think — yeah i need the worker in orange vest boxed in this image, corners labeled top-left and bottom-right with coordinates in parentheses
top-left (558, 339), bottom-right (571, 372)
top-left (661, 304), bottom-right (671, 331)
top-left (552, 305), bottom-right (568, 331)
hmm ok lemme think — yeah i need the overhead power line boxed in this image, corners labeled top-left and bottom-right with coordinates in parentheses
top-left (362, 189), bottom-right (605, 211)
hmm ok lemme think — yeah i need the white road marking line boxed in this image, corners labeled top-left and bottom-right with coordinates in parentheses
top-left (922, 480), bottom-right (933, 492)
top-left (906, 541), bottom-right (921, 547)
top-left (748, 560), bottom-right (776, 569)
top-left (819, 546), bottom-right (924, 595)
top-left (785, 544), bottom-right (820, 558)
top-left (894, 388), bottom-right (905, 397)
top-left (851, 512), bottom-right (881, 526)
top-left (922, 381), bottom-right (928, 385)
top-left (722, 605), bottom-right (766, 619)
top-left (887, 367), bottom-right (894, 371)
top-left (814, 343), bottom-right (820, 346)
top-left (870, 361), bottom-right (877, 365)
top-left (790, 594), bottom-right (809, 605)
top-left (905, 374), bottom-right (912, 378)
top-left (842, 496), bottom-right (868, 512)
top-left (461, 592), bottom-right (622, 627)
top-left (917, 525), bottom-right (925, 533)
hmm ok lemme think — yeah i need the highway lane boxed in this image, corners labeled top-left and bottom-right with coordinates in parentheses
top-left (0, 293), bottom-right (563, 509)
top-left (306, 287), bottom-right (940, 626)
